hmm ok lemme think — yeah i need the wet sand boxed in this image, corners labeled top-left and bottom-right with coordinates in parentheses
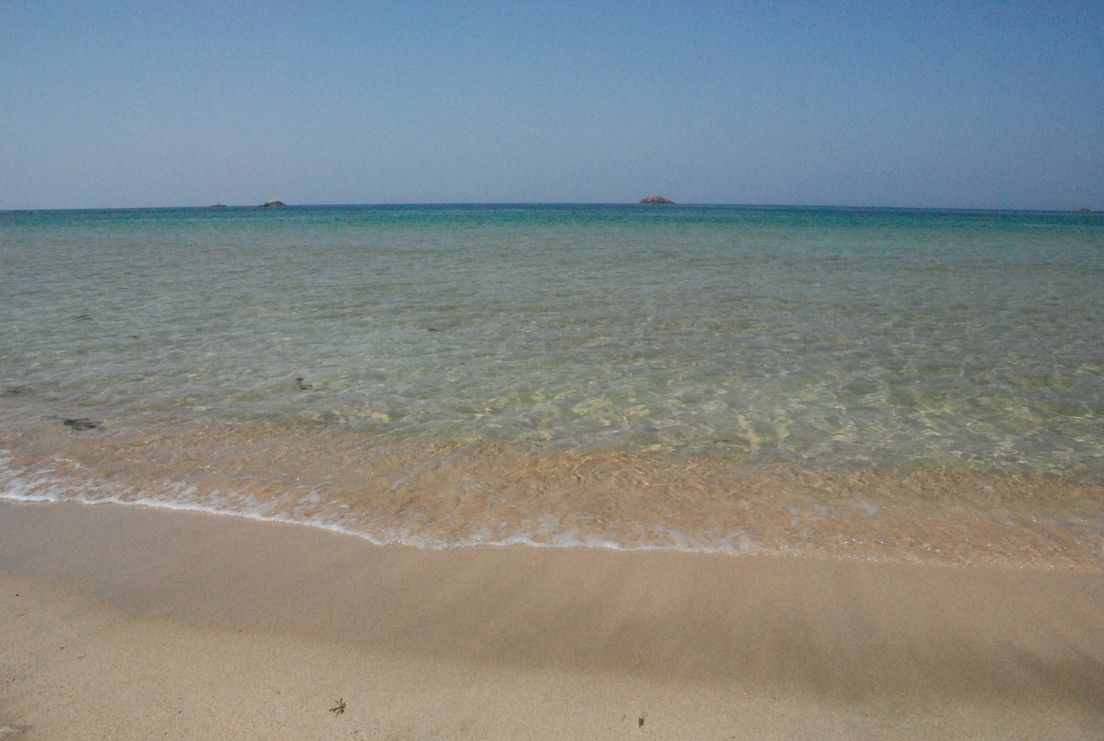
top-left (1, 499), bottom-right (1102, 739)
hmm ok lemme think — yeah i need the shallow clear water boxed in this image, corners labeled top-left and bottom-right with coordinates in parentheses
top-left (2, 205), bottom-right (1103, 565)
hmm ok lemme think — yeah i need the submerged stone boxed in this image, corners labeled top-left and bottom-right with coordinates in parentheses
top-left (63, 418), bottom-right (99, 431)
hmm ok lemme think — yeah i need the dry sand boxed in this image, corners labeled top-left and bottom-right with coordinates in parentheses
top-left (1, 499), bottom-right (1102, 740)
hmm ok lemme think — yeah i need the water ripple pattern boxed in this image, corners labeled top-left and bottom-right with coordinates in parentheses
top-left (2, 205), bottom-right (1102, 565)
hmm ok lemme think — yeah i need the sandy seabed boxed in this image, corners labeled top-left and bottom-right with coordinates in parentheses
top-left (1, 500), bottom-right (1102, 740)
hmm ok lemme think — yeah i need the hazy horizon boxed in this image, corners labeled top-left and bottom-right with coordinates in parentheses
top-left (3, 1), bottom-right (1101, 212)
top-left (3, 201), bottom-right (1100, 214)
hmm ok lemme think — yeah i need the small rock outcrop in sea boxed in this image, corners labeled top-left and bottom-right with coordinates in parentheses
top-left (210, 204), bottom-right (228, 208)
top-left (640, 195), bottom-right (675, 204)
top-left (260, 200), bottom-right (287, 208)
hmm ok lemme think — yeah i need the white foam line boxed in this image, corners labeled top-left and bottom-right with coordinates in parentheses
top-left (0, 450), bottom-right (840, 557)
top-left (0, 481), bottom-right (783, 555)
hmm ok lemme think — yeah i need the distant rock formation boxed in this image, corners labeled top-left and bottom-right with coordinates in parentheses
top-left (210, 204), bottom-right (228, 208)
top-left (260, 200), bottom-right (287, 208)
top-left (640, 195), bottom-right (674, 204)
top-left (1078, 207), bottom-right (1092, 213)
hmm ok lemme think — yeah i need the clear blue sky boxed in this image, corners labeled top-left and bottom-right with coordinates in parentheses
top-left (2, 1), bottom-right (1101, 210)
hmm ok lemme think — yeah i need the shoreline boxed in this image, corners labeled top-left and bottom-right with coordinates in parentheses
top-left (6, 410), bottom-right (1104, 566)
top-left (2, 499), bottom-right (1103, 739)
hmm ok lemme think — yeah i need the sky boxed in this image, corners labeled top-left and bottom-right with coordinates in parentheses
top-left (1, 1), bottom-right (1101, 210)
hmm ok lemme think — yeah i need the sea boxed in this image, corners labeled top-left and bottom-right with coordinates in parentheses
top-left (2, 204), bottom-right (1102, 568)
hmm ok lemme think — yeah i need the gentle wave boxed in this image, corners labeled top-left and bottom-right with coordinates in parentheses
top-left (3, 411), bottom-right (1102, 568)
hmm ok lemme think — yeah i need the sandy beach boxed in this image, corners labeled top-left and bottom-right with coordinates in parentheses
top-left (1, 499), bottom-right (1102, 739)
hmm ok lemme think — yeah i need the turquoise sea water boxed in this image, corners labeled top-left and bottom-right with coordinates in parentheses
top-left (2, 205), bottom-right (1103, 565)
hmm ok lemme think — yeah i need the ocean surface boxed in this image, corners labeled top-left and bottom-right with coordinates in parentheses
top-left (2, 204), bottom-right (1102, 567)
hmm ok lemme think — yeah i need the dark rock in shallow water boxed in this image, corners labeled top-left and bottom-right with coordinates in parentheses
top-left (260, 200), bottom-right (287, 208)
top-left (63, 418), bottom-right (99, 431)
top-left (640, 195), bottom-right (675, 204)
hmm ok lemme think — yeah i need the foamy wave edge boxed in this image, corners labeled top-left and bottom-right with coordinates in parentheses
top-left (0, 450), bottom-right (783, 557)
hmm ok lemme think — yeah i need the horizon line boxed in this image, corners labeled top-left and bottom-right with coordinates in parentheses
top-left (2, 202), bottom-right (1097, 214)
